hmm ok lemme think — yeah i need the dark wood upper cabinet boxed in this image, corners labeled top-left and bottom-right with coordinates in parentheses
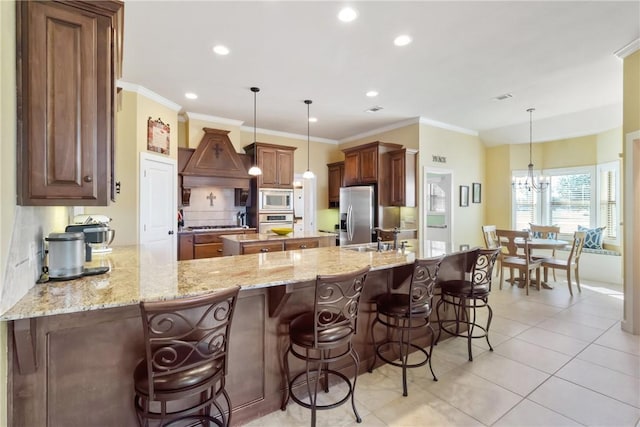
top-left (327, 161), bottom-right (344, 207)
top-left (342, 141), bottom-right (402, 186)
top-left (17, 1), bottom-right (123, 206)
top-left (244, 143), bottom-right (296, 189)
top-left (387, 149), bottom-right (417, 207)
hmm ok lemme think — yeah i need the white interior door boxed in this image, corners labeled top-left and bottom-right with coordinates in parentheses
top-left (139, 152), bottom-right (176, 261)
top-left (423, 167), bottom-right (453, 246)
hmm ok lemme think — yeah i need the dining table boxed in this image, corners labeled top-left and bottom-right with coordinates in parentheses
top-left (514, 237), bottom-right (569, 289)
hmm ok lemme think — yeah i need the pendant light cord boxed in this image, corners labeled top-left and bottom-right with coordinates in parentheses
top-left (304, 100), bottom-right (312, 174)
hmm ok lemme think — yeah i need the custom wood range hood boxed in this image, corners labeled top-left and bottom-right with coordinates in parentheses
top-left (179, 128), bottom-right (251, 205)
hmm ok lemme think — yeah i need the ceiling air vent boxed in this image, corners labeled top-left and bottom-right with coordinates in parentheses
top-left (493, 93), bottom-right (513, 101)
top-left (365, 106), bottom-right (384, 113)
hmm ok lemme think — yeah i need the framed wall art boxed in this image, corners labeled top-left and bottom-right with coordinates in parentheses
top-left (459, 185), bottom-right (469, 207)
top-left (472, 182), bottom-right (482, 203)
top-left (147, 117), bottom-right (170, 155)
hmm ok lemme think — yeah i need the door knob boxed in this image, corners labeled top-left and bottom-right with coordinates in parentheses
top-left (168, 230), bottom-right (174, 235)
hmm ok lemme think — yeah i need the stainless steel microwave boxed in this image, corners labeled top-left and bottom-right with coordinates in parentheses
top-left (258, 188), bottom-right (294, 211)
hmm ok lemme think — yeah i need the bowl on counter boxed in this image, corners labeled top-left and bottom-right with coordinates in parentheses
top-left (270, 228), bottom-right (293, 236)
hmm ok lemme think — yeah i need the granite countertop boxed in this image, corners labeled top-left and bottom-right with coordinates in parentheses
top-left (0, 245), bottom-right (414, 321)
top-left (221, 231), bottom-right (336, 242)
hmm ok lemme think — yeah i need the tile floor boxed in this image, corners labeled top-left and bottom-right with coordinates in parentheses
top-left (244, 278), bottom-right (640, 427)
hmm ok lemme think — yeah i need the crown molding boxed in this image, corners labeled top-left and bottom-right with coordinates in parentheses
top-left (116, 80), bottom-right (182, 111)
top-left (185, 112), bottom-right (244, 127)
top-left (614, 38), bottom-right (640, 59)
top-left (239, 126), bottom-right (338, 145)
top-left (340, 118), bottom-right (421, 143)
top-left (419, 117), bottom-right (478, 136)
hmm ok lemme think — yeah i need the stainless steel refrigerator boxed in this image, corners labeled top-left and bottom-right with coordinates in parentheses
top-left (339, 186), bottom-right (375, 245)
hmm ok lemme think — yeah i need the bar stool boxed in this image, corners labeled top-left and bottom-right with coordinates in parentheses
top-left (133, 286), bottom-right (240, 427)
top-left (435, 248), bottom-right (500, 361)
top-left (281, 266), bottom-right (370, 427)
top-left (369, 257), bottom-right (443, 396)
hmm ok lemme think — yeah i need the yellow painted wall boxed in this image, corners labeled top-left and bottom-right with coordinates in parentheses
top-left (420, 124), bottom-right (486, 247)
top-left (623, 50), bottom-right (640, 135)
top-left (85, 90), bottom-right (179, 246)
top-left (341, 123), bottom-right (420, 152)
top-left (485, 145), bottom-right (512, 229)
top-left (541, 135), bottom-right (597, 168)
top-left (596, 128), bottom-right (623, 163)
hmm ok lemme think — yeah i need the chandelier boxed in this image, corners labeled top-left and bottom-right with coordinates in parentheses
top-left (512, 108), bottom-right (549, 192)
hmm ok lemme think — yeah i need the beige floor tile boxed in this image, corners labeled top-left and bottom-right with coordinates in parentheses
top-left (535, 317), bottom-right (606, 342)
top-left (484, 315), bottom-right (532, 338)
top-left (423, 369), bottom-right (522, 425)
top-left (594, 324), bottom-right (640, 356)
top-left (493, 399), bottom-right (582, 426)
top-left (353, 367), bottom-right (405, 413)
top-left (529, 376), bottom-right (640, 426)
top-left (461, 352), bottom-right (550, 396)
top-left (551, 309), bottom-right (619, 330)
top-left (555, 358), bottom-right (640, 408)
top-left (493, 338), bottom-right (572, 374)
top-left (577, 344), bottom-right (640, 377)
top-left (564, 300), bottom-right (623, 321)
top-left (515, 327), bottom-right (590, 356)
top-left (373, 389), bottom-right (484, 427)
top-left (433, 336), bottom-right (488, 364)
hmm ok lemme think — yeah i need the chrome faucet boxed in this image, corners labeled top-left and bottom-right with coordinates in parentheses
top-left (377, 237), bottom-right (383, 252)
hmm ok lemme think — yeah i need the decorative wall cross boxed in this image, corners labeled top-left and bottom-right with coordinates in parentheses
top-left (213, 143), bottom-right (223, 158)
top-left (207, 192), bottom-right (215, 206)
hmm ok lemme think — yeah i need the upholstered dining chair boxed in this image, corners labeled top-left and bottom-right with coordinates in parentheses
top-left (529, 224), bottom-right (561, 280)
top-left (542, 231), bottom-right (586, 296)
top-left (495, 229), bottom-right (542, 295)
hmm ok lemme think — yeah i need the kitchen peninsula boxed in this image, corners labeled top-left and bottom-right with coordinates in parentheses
top-left (2, 243), bottom-right (475, 426)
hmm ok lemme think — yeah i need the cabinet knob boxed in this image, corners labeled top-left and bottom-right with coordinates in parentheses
top-left (261, 248), bottom-right (269, 252)
top-left (217, 249), bottom-right (222, 252)
top-left (300, 244), bottom-right (307, 249)
top-left (83, 176), bottom-right (93, 183)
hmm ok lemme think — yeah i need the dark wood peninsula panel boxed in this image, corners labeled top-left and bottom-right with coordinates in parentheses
top-left (16, 1), bottom-right (123, 205)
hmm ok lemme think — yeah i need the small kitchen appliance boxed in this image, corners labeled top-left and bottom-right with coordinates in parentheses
top-left (45, 232), bottom-right (85, 279)
top-left (68, 214), bottom-right (115, 253)
top-left (258, 188), bottom-right (294, 212)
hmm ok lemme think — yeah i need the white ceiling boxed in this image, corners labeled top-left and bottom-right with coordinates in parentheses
top-left (122, 1), bottom-right (640, 146)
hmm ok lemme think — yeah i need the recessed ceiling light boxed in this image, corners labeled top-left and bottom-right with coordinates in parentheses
top-left (213, 45), bottom-right (230, 55)
top-left (366, 90), bottom-right (379, 97)
top-left (185, 92), bottom-right (198, 100)
top-left (394, 35), bottom-right (412, 47)
top-left (493, 93), bottom-right (513, 101)
top-left (308, 117), bottom-right (318, 123)
top-left (338, 7), bottom-right (358, 22)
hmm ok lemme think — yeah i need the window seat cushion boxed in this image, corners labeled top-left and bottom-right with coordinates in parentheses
top-left (556, 247), bottom-right (621, 256)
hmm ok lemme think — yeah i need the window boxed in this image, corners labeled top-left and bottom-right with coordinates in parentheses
top-left (546, 168), bottom-right (594, 233)
top-left (512, 163), bottom-right (620, 243)
top-left (597, 161), bottom-right (619, 241)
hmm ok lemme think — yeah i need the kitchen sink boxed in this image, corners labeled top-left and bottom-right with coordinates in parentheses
top-left (344, 242), bottom-right (411, 253)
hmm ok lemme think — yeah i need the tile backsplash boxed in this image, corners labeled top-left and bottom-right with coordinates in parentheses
top-left (182, 187), bottom-right (246, 227)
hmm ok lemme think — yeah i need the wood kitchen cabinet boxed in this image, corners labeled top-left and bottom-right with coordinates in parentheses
top-left (178, 234), bottom-right (194, 260)
top-left (239, 241), bottom-right (284, 255)
top-left (16, 0), bottom-right (123, 206)
top-left (284, 238), bottom-right (320, 250)
top-left (327, 161), bottom-right (344, 207)
top-left (244, 143), bottom-right (296, 188)
top-left (342, 141), bottom-right (402, 186)
top-left (387, 149), bottom-right (417, 207)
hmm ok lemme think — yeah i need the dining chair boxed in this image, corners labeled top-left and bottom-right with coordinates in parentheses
top-left (529, 224), bottom-right (561, 280)
top-left (495, 229), bottom-right (542, 295)
top-left (481, 225), bottom-right (501, 277)
top-left (541, 231), bottom-right (586, 296)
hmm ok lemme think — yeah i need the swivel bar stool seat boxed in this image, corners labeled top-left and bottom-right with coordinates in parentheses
top-left (134, 286), bottom-right (240, 427)
top-left (281, 266), bottom-right (370, 427)
top-left (435, 248), bottom-right (500, 361)
top-left (369, 257), bottom-right (443, 396)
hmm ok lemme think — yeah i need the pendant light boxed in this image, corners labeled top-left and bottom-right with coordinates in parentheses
top-left (248, 87), bottom-right (262, 176)
top-left (512, 108), bottom-right (548, 192)
top-left (302, 99), bottom-right (314, 179)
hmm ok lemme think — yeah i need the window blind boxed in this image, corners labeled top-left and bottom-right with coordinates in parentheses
top-left (548, 173), bottom-right (591, 233)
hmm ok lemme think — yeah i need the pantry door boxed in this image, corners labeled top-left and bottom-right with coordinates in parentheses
top-left (139, 152), bottom-right (177, 262)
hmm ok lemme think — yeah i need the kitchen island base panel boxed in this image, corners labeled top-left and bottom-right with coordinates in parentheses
top-left (8, 255), bottom-right (470, 426)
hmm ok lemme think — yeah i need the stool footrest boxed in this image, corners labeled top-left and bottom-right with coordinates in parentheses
top-left (375, 341), bottom-right (431, 369)
top-left (288, 369), bottom-right (354, 411)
